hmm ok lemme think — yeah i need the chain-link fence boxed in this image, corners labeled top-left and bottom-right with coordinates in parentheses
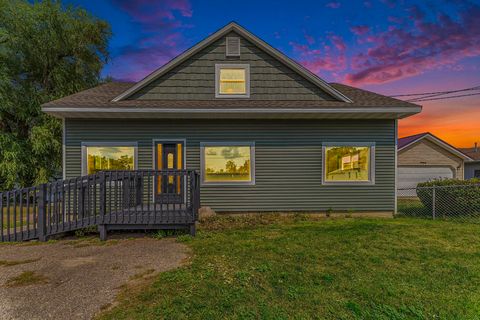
top-left (397, 184), bottom-right (480, 222)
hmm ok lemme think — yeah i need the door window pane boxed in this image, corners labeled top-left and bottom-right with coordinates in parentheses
top-left (86, 146), bottom-right (135, 174)
top-left (167, 153), bottom-right (174, 169)
top-left (204, 146), bottom-right (252, 182)
top-left (325, 146), bottom-right (371, 182)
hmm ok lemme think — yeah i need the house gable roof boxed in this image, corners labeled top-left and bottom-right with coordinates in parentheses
top-left (398, 132), bottom-right (473, 161)
top-left (41, 22), bottom-right (422, 119)
top-left (41, 81), bottom-right (422, 119)
top-left (459, 146), bottom-right (480, 161)
top-left (111, 22), bottom-right (352, 103)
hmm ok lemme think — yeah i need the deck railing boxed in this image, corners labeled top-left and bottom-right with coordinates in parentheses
top-left (0, 170), bottom-right (200, 242)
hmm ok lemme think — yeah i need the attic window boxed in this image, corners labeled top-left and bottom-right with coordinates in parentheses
top-left (215, 64), bottom-right (250, 98)
top-left (226, 37), bottom-right (240, 56)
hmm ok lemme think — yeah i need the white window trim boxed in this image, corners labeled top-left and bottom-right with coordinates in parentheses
top-left (215, 64), bottom-right (250, 98)
top-left (81, 142), bottom-right (138, 176)
top-left (200, 141), bottom-right (255, 186)
top-left (321, 142), bottom-right (376, 185)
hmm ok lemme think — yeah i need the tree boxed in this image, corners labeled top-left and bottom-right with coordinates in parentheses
top-left (0, 0), bottom-right (111, 189)
top-left (225, 160), bottom-right (237, 174)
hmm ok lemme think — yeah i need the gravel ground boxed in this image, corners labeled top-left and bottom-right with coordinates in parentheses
top-left (0, 237), bottom-right (190, 320)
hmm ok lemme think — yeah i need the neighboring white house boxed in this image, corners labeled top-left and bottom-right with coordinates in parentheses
top-left (397, 133), bottom-right (472, 192)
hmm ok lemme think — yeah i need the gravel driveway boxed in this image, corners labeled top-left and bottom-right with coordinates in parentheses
top-left (0, 237), bottom-right (190, 320)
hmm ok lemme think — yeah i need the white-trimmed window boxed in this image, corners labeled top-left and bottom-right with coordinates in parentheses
top-left (322, 143), bottom-right (375, 184)
top-left (81, 142), bottom-right (138, 175)
top-left (201, 142), bottom-right (255, 185)
top-left (215, 64), bottom-right (250, 98)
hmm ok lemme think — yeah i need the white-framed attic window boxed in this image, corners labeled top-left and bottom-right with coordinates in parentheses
top-left (215, 64), bottom-right (250, 98)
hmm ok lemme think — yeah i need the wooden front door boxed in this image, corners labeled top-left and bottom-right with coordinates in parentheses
top-left (156, 142), bottom-right (184, 203)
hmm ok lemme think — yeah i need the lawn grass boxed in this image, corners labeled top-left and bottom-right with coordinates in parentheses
top-left (5, 271), bottom-right (48, 287)
top-left (1, 209), bottom-right (35, 230)
top-left (0, 258), bottom-right (40, 267)
top-left (397, 198), bottom-right (480, 223)
top-left (98, 215), bottom-right (480, 319)
top-left (397, 197), bottom-right (430, 218)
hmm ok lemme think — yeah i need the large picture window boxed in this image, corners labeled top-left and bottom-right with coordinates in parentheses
top-left (323, 144), bottom-right (374, 184)
top-left (201, 142), bottom-right (255, 184)
top-left (81, 143), bottom-right (137, 175)
top-left (215, 64), bottom-right (250, 98)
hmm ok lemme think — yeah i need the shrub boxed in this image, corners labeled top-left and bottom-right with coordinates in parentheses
top-left (416, 178), bottom-right (480, 217)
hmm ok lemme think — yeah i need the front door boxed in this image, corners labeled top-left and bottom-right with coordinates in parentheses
top-left (156, 142), bottom-right (184, 203)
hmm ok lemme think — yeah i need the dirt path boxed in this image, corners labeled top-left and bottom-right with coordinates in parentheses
top-left (0, 237), bottom-right (190, 320)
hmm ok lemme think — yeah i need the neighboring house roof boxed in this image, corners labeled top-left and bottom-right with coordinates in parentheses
top-left (41, 22), bottom-right (422, 119)
top-left (111, 22), bottom-right (351, 103)
top-left (398, 132), bottom-right (473, 161)
top-left (459, 146), bottom-right (480, 161)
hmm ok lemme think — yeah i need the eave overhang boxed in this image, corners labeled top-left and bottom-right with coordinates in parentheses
top-left (42, 106), bottom-right (421, 120)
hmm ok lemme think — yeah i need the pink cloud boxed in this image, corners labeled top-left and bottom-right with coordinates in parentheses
top-left (109, 0), bottom-right (193, 81)
top-left (325, 2), bottom-right (341, 9)
top-left (289, 33), bottom-right (347, 77)
top-left (304, 33), bottom-right (315, 45)
top-left (350, 25), bottom-right (370, 36)
top-left (346, 3), bottom-right (480, 85)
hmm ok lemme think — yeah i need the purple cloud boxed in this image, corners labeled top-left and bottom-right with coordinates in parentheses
top-left (350, 25), bottom-right (370, 36)
top-left (346, 3), bottom-right (480, 85)
top-left (109, 0), bottom-right (193, 81)
top-left (289, 33), bottom-right (346, 78)
top-left (325, 2), bottom-right (341, 9)
top-left (304, 32), bottom-right (315, 45)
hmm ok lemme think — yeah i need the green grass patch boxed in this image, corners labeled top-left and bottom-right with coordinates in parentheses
top-left (397, 198), bottom-right (480, 223)
top-left (98, 216), bottom-right (480, 319)
top-left (5, 271), bottom-right (48, 287)
top-left (397, 198), bottom-right (430, 218)
top-left (0, 258), bottom-right (40, 267)
top-left (1, 209), bottom-right (35, 230)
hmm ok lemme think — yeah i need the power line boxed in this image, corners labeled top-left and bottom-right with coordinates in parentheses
top-left (407, 88), bottom-right (480, 102)
top-left (408, 92), bottom-right (480, 102)
top-left (390, 85), bottom-right (480, 98)
top-left (388, 85), bottom-right (480, 102)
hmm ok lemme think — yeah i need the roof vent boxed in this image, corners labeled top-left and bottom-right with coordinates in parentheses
top-left (226, 37), bottom-right (240, 57)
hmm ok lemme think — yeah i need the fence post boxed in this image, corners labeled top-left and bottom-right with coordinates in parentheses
top-left (194, 172), bottom-right (200, 221)
top-left (432, 185), bottom-right (436, 220)
top-left (99, 172), bottom-right (106, 224)
top-left (38, 184), bottom-right (48, 242)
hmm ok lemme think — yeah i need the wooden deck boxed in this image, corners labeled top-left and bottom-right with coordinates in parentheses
top-left (0, 170), bottom-right (200, 242)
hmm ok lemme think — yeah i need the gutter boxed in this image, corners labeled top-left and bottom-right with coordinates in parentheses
top-left (42, 106), bottom-right (422, 115)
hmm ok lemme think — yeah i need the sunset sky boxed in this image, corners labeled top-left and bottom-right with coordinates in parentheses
top-left (65, 0), bottom-right (480, 147)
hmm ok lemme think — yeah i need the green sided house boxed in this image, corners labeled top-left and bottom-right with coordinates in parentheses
top-left (42, 22), bottom-right (421, 214)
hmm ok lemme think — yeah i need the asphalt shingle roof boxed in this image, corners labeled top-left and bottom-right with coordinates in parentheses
top-left (459, 147), bottom-right (480, 160)
top-left (398, 132), bottom-right (429, 149)
top-left (42, 82), bottom-right (421, 110)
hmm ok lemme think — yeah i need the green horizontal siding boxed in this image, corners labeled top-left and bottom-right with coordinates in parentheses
top-left (130, 31), bottom-right (336, 101)
top-left (65, 119), bottom-right (395, 212)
